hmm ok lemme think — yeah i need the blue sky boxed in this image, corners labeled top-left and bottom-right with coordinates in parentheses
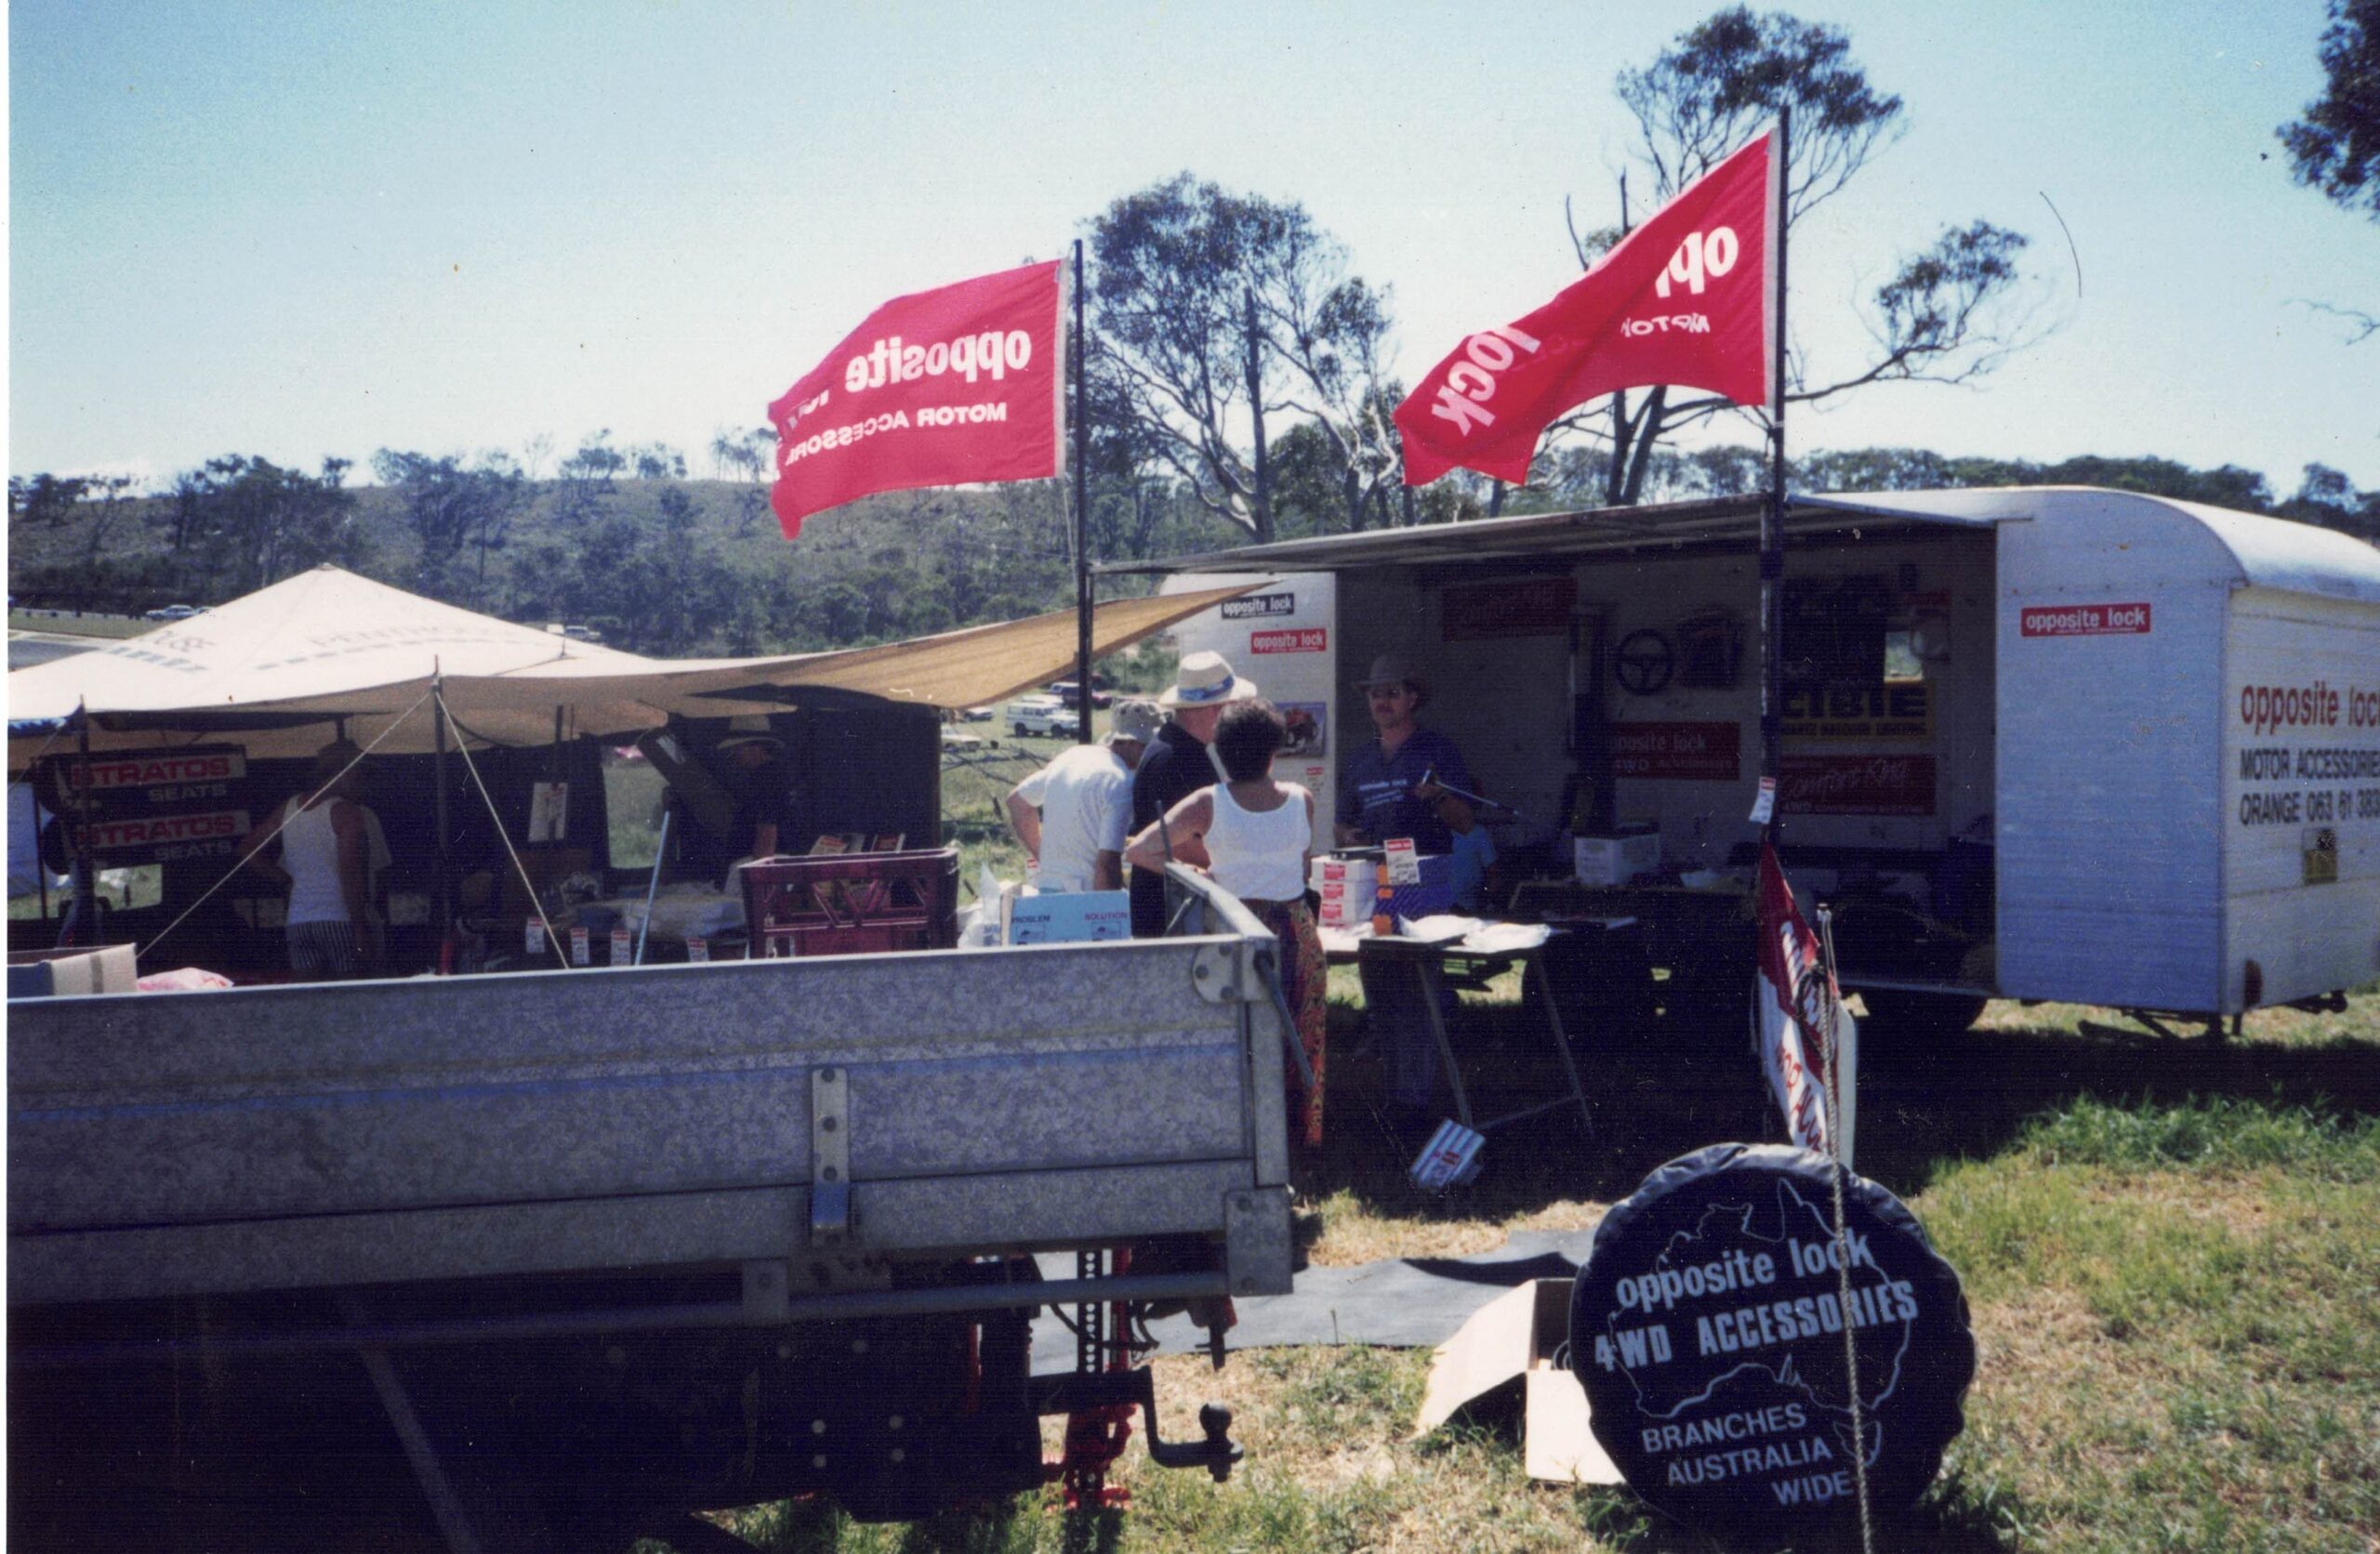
top-left (9, 1), bottom-right (2376, 496)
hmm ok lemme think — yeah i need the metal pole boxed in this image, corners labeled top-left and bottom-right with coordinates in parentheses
top-left (1073, 237), bottom-right (1093, 744)
top-left (634, 810), bottom-right (669, 967)
top-left (432, 668), bottom-right (454, 942)
top-left (67, 699), bottom-right (97, 946)
top-left (1760, 107), bottom-right (1792, 843)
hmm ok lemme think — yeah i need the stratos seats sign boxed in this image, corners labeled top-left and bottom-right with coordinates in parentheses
top-left (767, 260), bottom-right (1064, 537)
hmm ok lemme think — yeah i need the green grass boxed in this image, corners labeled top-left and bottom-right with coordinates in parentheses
top-left (7, 608), bottom-right (153, 638)
top-left (631, 993), bottom-right (2380, 1553)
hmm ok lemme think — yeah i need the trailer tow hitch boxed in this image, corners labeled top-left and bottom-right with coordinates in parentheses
top-left (1032, 1367), bottom-right (1242, 1482)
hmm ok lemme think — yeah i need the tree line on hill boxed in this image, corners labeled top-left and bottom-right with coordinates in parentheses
top-left (10, 435), bottom-right (2373, 663)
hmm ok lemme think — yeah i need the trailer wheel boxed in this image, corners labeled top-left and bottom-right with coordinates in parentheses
top-left (1858, 988), bottom-right (1987, 1044)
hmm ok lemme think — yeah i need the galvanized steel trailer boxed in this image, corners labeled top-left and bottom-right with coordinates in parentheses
top-left (8, 868), bottom-right (1295, 1547)
top-left (1133, 487), bottom-right (2380, 1037)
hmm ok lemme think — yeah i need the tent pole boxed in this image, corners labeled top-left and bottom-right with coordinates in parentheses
top-left (1072, 236), bottom-right (1093, 744)
top-left (67, 699), bottom-right (98, 947)
top-left (433, 668), bottom-right (455, 946)
top-left (1760, 106), bottom-right (1792, 846)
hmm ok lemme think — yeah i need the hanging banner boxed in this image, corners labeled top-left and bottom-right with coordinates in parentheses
top-left (1753, 842), bottom-right (1848, 1154)
top-left (767, 260), bottom-right (1065, 537)
top-left (37, 744), bottom-right (266, 866)
top-left (1395, 132), bottom-right (1776, 486)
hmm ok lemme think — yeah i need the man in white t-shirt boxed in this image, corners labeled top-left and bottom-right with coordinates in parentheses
top-left (1005, 699), bottom-right (1162, 892)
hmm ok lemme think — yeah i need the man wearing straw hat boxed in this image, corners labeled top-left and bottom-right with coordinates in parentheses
top-left (1128, 651), bottom-right (1258, 939)
top-left (671, 715), bottom-right (798, 889)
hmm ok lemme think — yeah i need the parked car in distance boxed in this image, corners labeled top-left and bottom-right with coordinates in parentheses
top-left (959, 705), bottom-right (996, 722)
top-left (1005, 696), bottom-right (1073, 737)
top-left (1046, 679), bottom-right (1113, 710)
top-left (145, 604), bottom-right (205, 621)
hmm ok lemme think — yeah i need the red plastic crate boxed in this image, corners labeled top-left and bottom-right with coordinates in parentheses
top-left (739, 848), bottom-right (960, 959)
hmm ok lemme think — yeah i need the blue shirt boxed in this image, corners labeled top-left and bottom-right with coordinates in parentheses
top-left (1338, 725), bottom-right (1475, 855)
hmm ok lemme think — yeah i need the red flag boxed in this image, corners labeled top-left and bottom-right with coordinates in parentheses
top-left (1753, 840), bottom-right (1844, 1155)
top-left (1395, 132), bottom-right (1778, 486)
top-left (767, 260), bottom-right (1065, 537)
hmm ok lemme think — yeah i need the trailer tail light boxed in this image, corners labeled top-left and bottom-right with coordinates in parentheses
top-left (2241, 959), bottom-right (2264, 1008)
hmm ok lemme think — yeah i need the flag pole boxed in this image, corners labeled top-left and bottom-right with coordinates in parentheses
top-left (1071, 239), bottom-right (1094, 745)
top-left (1759, 107), bottom-right (1792, 843)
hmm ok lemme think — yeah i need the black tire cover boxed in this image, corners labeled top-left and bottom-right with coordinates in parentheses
top-left (1569, 1143), bottom-right (1974, 1534)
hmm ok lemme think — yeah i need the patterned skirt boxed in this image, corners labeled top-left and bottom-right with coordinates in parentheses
top-left (1246, 896), bottom-right (1328, 1147)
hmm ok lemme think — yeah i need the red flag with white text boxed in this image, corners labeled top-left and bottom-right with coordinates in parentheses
top-left (767, 260), bottom-right (1065, 537)
top-left (1395, 131), bottom-right (1777, 486)
top-left (1754, 840), bottom-right (1844, 1155)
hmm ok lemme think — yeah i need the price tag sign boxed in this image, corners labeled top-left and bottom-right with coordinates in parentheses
top-left (570, 927), bottom-right (591, 967)
top-left (1749, 775), bottom-right (1778, 825)
top-left (612, 928), bottom-right (634, 965)
top-left (687, 936), bottom-right (709, 963)
top-left (524, 921), bottom-right (545, 957)
top-left (1382, 836), bottom-right (1421, 887)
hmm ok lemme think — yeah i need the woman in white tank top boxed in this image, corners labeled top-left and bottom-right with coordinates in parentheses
top-left (1126, 700), bottom-right (1328, 1148)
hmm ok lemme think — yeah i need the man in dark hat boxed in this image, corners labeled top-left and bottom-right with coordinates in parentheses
top-left (671, 719), bottom-right (799, 889)
top-left (1334, 652), bottom-right (1481, 1129)
top-left (1334, 653), bottom-right (1477, 852)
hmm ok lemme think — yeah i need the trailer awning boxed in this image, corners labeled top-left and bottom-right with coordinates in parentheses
top-left (7, 568), bottom-right (1256, 769)
top-left (1099, 492), bottom-right (2002, 577)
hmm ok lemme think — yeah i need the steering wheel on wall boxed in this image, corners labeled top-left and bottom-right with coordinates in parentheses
top-left (1614, 629), bottom-right (1676, 696)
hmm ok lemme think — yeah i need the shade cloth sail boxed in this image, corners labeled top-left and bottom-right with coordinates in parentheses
top-left (8, 566), bottom-right (1252, 769)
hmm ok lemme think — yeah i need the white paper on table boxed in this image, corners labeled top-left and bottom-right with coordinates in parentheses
top-left (1457, 921), bottom-right (1554, 955)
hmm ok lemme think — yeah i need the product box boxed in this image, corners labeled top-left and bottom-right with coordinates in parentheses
top-left (1316, 854), bottom-right (1457, 922)
top-left (1312, 857), bottom-right (1380, 890)
top-left (1412, 1279), bottom-right (1624, 1486)
top-left (1575, 828), bottom-right (1661, 887)
top-left (7, 943), bottom-right (139, 999)
top-left (1388, 853), bottom-right (1458, 920)
top-left (1005, 889), bottom-right (1132, 945)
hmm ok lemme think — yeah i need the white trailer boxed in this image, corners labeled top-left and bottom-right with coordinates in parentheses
top-left (1140, 487), bottom-right (2380, 1037)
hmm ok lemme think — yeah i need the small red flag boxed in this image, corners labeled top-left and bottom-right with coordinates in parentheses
top-left (1395, 132), bottom-right (1778, 486)
top-left (767, 260), bottom-right (1065, 537)
top-left (1753, 840), bottom-right (1842, 1155)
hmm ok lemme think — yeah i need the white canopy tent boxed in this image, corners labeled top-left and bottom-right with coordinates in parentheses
top-left (7, 566), bottom-right (1253, 770)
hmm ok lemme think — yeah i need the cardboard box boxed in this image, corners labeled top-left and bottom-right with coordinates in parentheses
top-left (1413, 1278), bottom-right (1623, 1486)
top-left (7, 943), bottom-right (139, 999)
top-left (1388, 853), bottom-right (1458, 919)
top-left (1311, 857), bottom-right (1379, 890)
top-left (1575, 828), bottom-right (1660, 887)
top-left (1004, 889), bottom-right (1131, 945)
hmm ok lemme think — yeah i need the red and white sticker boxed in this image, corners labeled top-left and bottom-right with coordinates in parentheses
top-left (86, 810), bottom-right (250, 849)
top-left (68, 751), bottom-right (246, 790)
top-left (2021, 601), bottom-right (2152, 638)
top-left (1250, 627), bottom-right (1328, 654)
